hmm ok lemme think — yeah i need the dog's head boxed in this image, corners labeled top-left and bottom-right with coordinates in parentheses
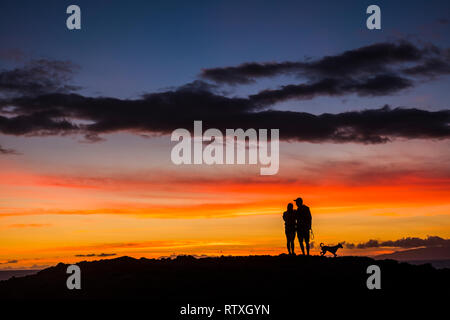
top-left (338, 243), bottom-right (343, 248)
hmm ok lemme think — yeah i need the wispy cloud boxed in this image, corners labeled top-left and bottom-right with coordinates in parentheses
top-left (8, 223), bottom-right (51, 228)
top-left (0, 260), bottom-right (18, 264)
top-left (75, 253), bottom-right (117, 257)
top-left (0, 144), bottom-right (20, 155)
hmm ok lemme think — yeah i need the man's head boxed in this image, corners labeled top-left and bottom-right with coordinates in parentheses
top-left (294, 197), bottom-right (303, 206)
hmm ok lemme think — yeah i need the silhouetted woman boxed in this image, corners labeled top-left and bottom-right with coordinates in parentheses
top-left (283, 203), bottom-right (296, 255)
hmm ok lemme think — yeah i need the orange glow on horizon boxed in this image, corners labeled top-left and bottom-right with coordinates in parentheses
top-left (1, 142), bottom-right (449, 269)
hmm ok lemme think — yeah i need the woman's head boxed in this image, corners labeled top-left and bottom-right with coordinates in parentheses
top-left (287, 203), bottom-right (293, 211)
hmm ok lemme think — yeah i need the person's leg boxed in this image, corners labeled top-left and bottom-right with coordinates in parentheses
top-left (286, 233), bottom-right (291, 254)
top-left (298, 232), bottom-right (305, 255)
top-left (305, 231), bottom-right (310, 256)
top-left (289, 233), bottom-right (295, 254)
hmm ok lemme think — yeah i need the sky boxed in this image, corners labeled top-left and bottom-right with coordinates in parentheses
top-left (0, 0), bottom-right (449, 269)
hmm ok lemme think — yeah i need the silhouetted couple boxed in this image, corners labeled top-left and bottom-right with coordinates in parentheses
top-left (283, 197), bottom-right (312, 256)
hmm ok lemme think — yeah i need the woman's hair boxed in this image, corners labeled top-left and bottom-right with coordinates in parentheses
top-left (287, 203), bottom-right (293, 211)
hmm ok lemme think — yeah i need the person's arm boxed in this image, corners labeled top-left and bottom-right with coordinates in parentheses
top-left (307, 208), bottom-right (312, 229)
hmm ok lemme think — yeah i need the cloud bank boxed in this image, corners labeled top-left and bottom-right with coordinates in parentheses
top-left (0, 41), bottom-right (448, 145)
top-left (345, 236), bottom-right (449, 249)
top-left (1, 92), bottom-right (448, 144)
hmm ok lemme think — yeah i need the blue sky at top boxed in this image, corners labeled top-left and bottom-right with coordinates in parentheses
top-left (0, 0), bottom-right (449, 113)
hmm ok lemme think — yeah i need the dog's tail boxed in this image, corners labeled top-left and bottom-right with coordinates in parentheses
top-left (320, 243), bottom-right (324, 248)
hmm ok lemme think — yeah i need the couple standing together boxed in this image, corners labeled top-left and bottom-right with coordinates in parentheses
top-left (283, 197), bottom-right (312, 256)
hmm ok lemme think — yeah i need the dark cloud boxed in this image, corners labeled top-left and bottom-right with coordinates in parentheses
top-left (343, 242), bottom-right (355, 249)
top-left (201, 61), bottom-right (306, 84)
top-left (0, 87), bottom-right (449, 144)
top-left (0, 111), bottom-right (79, 136)
top-left (402, 57), bottom-right (450, 77)
top-left (97, 253), bottom-right (117, 257)
top-left (0, 59), bottom-right (80, 97)
top-left (345, 236), bottom-right (449, 249)
top-left (0, 42), bottom-right (448, 145)
top-left (0, 260), bottom-right (18, 264)
top-left (75, 253), bottom-right (117, 257)
top-left (201, 41), bottom-right (450, 105)
top-left (0, 144), bottom-right (20, 155)
top-left (201, 41), bottom-right (449, 86)
top-left (250, 75), bottom-right (412, 106)
top-left (158, 254), bottom-right (211, 260)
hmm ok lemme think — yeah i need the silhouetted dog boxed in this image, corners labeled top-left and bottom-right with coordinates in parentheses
top-left (320, 243), bottom-right (343, 257)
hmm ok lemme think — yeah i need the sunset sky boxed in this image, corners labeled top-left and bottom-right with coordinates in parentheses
top-left (0, 0), bottom-right (449, 269)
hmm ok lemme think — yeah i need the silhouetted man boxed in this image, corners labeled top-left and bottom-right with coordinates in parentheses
top-left (294, 197), bottom-right (312, 256)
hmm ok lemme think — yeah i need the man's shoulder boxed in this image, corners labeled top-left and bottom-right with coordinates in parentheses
top-left (301, 205), bottom-right (311, 215)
